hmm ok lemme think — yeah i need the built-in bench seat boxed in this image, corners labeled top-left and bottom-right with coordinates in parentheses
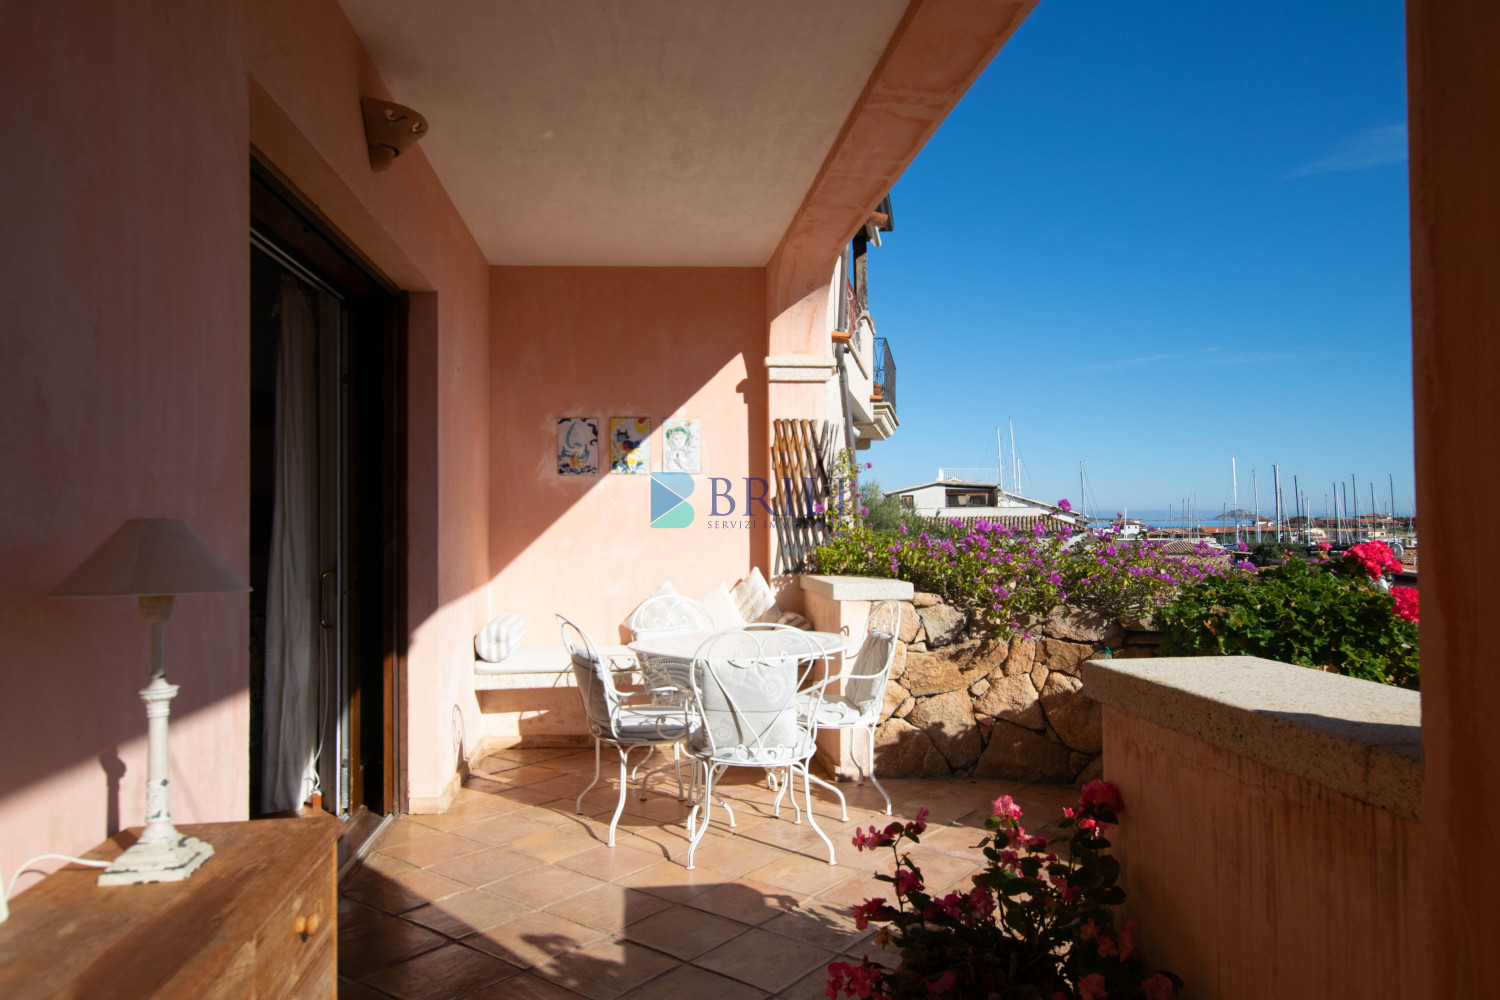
top-left (473, 645), bottom-right (635, 689)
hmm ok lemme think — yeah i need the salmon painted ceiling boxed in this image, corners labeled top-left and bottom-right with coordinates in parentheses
top-left (339, 0), bottom-right (909, 266)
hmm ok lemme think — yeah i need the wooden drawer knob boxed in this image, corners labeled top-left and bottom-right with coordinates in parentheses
top-left (293, 913), bottom-right (320, 939)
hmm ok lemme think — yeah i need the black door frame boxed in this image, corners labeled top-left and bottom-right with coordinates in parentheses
top-left (250, 158), bottom-right (406, 816)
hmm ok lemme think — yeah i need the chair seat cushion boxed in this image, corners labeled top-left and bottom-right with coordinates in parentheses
top-left (690, 729), bottom-right (817, 764)
top-left (610, 708), bottom-right (690, 742)
top-left (797, 692), bottom-right (874, 727)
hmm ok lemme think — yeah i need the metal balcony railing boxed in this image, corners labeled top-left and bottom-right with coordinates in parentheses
top-left (874, 336), bottom-right (896, 413)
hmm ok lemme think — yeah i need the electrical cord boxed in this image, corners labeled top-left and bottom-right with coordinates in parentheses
top-left (4, 854), bottom-right (111, 912)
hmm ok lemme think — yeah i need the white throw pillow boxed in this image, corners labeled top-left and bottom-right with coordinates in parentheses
top-left (731, 567), bottom-right (776, 623)
top-left (475, 613), bottom-right (526, 662)
top-left (623, 581), bottom-right (678, 634)
top-left (698, 582), bottom-right (749, 631)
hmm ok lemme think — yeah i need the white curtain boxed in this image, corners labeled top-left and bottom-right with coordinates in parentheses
top-left (261, 275), bottom-right (322, 813)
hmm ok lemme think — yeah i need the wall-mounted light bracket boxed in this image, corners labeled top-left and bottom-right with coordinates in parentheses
top-left (361, 97), bottom-right (428, 172)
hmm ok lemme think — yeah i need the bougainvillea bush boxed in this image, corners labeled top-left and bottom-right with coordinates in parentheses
top-left (1156, 540), bottom-right (1419, 688)
top-left (810, 514), bottom-right (1236, 639)
top-left (828, 783), bottom-right (1181, 1000)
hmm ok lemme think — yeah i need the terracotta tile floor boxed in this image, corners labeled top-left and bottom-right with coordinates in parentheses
top-left (339, 746), bottom-right (1081, 1000)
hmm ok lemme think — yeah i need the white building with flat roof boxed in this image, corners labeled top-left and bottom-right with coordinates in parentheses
top-left (885, 475), bottom-right (1084, 524)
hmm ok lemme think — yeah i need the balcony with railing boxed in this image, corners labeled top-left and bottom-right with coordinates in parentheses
top-left (873, 336), bottom-right (895, 416)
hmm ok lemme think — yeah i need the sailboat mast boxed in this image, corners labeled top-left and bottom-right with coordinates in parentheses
top-left (1232, 456), bottom-right (1240, 545)
top-left (1273, 464), bottom-right (1282, 542)
top-left (1350, 474), bottom-right (1358, 540)
top-left (1079, 462), bottom-right (1087, 522)
top-left (1293, 474), bottom-right (1301, 543)
top-left (1009, 420), bottom-right (1018, 500)
top-left (996, 426), bottom-right (1005, 496)
top-left (1390, 473), bottom-right (1397, 540)
top-left (1253, 470), bottom-right (1261, 542)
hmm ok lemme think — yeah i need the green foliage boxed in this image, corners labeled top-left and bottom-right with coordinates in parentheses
top-left (1243, 539), bottom-right (1317, 567)
top-left (859, 480), bottom-right (906, 533)
top-left (1155, 556), bottom-right (1420, 689)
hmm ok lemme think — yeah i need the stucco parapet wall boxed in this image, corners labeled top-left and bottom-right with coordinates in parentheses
top-left (765, 355), bottom-right (836, 383)
top-left (801, 575), bottom-right (914, 602)
top-left (1082, 656), bottom-right (1421, 821)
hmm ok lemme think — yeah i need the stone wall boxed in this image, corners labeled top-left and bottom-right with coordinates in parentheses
top-left (872, 593), bottom-right (1162, 783)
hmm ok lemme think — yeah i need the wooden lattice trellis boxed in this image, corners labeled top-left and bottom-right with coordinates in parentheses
top-left (770, 419), bottom-right (839, 574)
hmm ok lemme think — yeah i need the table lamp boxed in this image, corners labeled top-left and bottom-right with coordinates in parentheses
top-left (52, 518), bottom-right (249, 885)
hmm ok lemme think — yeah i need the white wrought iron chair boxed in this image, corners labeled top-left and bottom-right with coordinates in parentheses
top-left (625, 594), bottom-right (714, 777)
top-left (683, 625), bottom-right (838, 869)
top-left (628, 594), bottom-right (715, 639)
top-left (796, 600), bottom-right (900, 814)
top-left (558, 614), bottom-right (690, 846)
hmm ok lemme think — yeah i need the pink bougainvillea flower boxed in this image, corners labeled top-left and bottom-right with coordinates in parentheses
top-left (895, 868), bottom-right (923, 895)
top-left (906, 807), bottom-right (930, 836)
top-left (1392, 586), bottom-right (1419, 623)
top-left (966, 886), bottom-right (996, 921)
top-left (1057, 498), bottom-right (1073, 512)
top-left (826, 961), bottom-right (853, 999)
top-left (1078, 972), bottom-right (1108, 1000)
top-left (851, 898), bottom-right (887, 930)
top-left (1096, 933), bottom-right (1118, 958)
top-left (1079, 779), bottom-right (1125, 814)
top-left (1118, 921), bottom-right (1136, 960)
top-left (1348, 540), bottom-right (1402, 581)
top-left (1142, 973), bottom-right (1176, 1000)
top-left (992, 794), bottom-right (1023, 820)
top-left (826, 960), bottom-right (885, 1000)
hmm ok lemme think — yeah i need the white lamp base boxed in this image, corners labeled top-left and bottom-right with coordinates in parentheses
top-left (98, 832), bottom-right (214, 886)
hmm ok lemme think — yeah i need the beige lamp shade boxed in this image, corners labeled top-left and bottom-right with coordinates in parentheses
top-left (52, 518), bottom-right (249, 597)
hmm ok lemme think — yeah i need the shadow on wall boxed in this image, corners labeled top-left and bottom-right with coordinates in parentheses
top-left (98, 750), bottom-right (127, 838)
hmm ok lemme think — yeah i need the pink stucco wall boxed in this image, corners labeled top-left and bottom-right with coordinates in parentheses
top-left (247, 0), bottom-right (494, 811)
top-left (486, 267), bottom-right (771, 650)
top-left (0, 0), bottom-right (251, 888)
top-left (0, 0), bottom-right (494, 883)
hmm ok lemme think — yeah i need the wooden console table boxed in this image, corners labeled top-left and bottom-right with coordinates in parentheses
top-left (0, 814), bottom-right (342, 999)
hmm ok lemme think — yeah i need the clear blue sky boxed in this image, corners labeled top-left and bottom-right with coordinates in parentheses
top-left (865, 1), bottom-right (1412, 519)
